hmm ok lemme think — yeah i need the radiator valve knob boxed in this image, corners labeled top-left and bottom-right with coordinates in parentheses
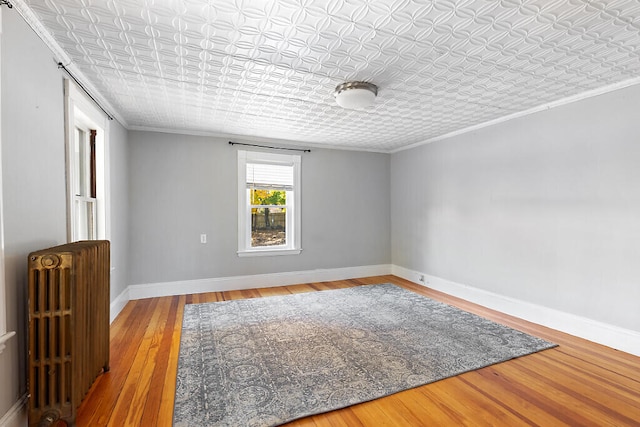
top-left (38, 410), bottom-right (61, 427)
top-left (40, 255), bottom-right (61, 268)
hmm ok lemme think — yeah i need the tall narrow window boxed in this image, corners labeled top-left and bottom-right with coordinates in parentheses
top-left (238, 150), bottom-right (301, 256)
top-left (65, 79), bottom-right (109, 243)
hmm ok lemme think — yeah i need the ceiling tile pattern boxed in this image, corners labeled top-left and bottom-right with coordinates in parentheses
top-left (22, 0), bottom-right (640, 151)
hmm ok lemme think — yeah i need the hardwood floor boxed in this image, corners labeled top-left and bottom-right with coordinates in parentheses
top-left (76, 275), bottom-right (640, 426)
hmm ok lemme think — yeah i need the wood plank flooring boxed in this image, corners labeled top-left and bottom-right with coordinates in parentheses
top-left (75, 275), bottom-right (640, 426)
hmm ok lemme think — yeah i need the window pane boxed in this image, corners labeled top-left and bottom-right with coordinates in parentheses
top-left (75, 127), bottom-right (91, 197)
top-left (74, 198), bottom-right (96, 240)
top-left (251, 207), bottom-right (286, 247)
top-left (74, 128), bottom-right (83, 196)
top-left (250, 189), bottom-right (286, 205)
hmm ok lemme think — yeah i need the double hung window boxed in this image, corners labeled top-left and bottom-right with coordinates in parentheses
top-left (65, 80), bottom-right (108, 243)
top-left (237, 150), bottom-right (301, 256)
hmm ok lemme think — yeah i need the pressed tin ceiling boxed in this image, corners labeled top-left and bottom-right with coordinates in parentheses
top-left (15, 0), bottom-right (640, 152)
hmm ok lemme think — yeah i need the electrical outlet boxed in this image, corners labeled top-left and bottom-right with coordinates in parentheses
top-left (200, 234), bottom-right (207, 244)
top-left (419, 274), bottom-right (425, 282)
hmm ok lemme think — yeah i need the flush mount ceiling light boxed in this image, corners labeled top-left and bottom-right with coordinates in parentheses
top-left (334, 81), bottom-right (378, 109)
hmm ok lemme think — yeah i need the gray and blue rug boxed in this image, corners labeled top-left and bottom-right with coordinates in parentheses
top-left (173, 284), bottom-right (556, 426)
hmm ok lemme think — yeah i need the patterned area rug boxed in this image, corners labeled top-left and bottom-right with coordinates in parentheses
top-left (173, 284), bottom-right (556, 426)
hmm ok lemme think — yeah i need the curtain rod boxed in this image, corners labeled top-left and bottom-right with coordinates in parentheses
top-left (229, 141), bottom-right (311, 153)
top-left (58, 62), bottom-right (114, 121)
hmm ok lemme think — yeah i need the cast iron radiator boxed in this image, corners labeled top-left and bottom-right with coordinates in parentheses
top-left (27, 240), bottom-right (110, 427)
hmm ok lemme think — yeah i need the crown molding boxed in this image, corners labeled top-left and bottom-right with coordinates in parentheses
top-left (391, 76), bottom-right (640, 154)
top-left (10, 0), bottom-right (70, 63)
top-left (128, 125), bottom-right (391, 154)
top-left (10, 0), bottom-right (128, 127)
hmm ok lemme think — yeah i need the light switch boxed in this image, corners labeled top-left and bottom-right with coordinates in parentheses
top-left (200, 234), bottom-right (207, 244)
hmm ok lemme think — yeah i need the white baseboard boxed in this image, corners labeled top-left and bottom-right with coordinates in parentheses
top-left (392, 265), bottom-right (640, 357)
top-left (0, 331), bottom-right (16, 355)
top-left (116, 263), bottom-right (640, 356)
top-left (0, 394), bottom-right (27, 427)
top-left (128, 264), bottom-right (393, 300)
top-left (110, 286), bottom-right (130, 324)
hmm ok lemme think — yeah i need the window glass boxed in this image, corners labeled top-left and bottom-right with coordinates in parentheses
top-left (249, 185), bottom-right (289, 248)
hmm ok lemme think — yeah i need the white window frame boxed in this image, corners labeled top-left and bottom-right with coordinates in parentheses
top-left (237, 150), bottom-right (301, 257)
top-left (64, 79), bottom-right (110, 243)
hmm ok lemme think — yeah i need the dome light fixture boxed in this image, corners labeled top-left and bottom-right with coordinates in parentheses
top-left (334, 81), bottom-right (378, 109)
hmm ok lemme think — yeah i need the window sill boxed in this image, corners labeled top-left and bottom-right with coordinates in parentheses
top-left (237, 248), bottom-right (302, 257)
top-left (0, 331), bottom-right (16, 355)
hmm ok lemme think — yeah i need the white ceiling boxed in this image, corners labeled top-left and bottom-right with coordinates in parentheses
top-left (16, 0), bottom-right (640, 152)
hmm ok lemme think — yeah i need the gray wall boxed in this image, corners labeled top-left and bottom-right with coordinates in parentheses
top-left (128, 131), bottom-right (391, 285)
top-left (109, 120), bottom-right (130, 301)
top-left (0, 9), bottom-right (130, 419)
top-left (391, 84), bottom-right (640, 332)
top-left (1, 9), bottom-right (67, 416)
